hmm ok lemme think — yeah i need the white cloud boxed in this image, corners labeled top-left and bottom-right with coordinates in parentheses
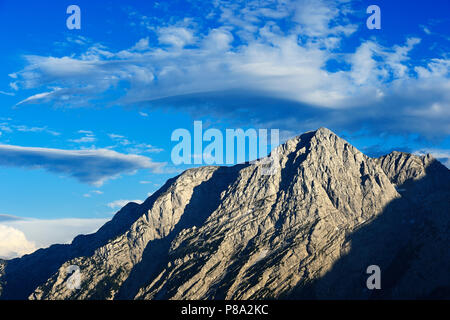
top-left (0, 120), bottom-right (59, 136)
top-left (126, 143), bottom-right (164, 154)
top-left (0, 225), bottom-right (36, 259)
top-left (0, 90), bottom-right (14, 96)
top-left (203, 28), bottom-right (233, 51)
top-left (9, 82), bottom-right (18, 91)
top-left (420, 25), bottom-right (431, 35)
top-left (1, 217), bottom-right (108, 257)
top-left (107, 199), bottom-right (143, 209)
top-left (293, 0), bottom-right (356, 38)
top-left (83, 190), bottom-right (103, 197)
top-left (108, 133), bottom-right (125, 139)
top-left (0, 124), bottom-right (12, 133)
top-left (15, 89), bottom-right (60, 106)
top-left (70, 136), bottom-right (96, 143)
top-left (157, 26), bottom-right (196, 47)
top-left (15, 125), bottom-right (57, 135)
top-left (131, 37), bottom-right (150, 51)
top-left (7, 0), bottom-right (450, 138)
top-left (78, 130), bottom-right (93, 134)
top-left (108, 133), bottom-right (131, 146)
top-left (69, 130), bottom-right (96, 143)
top-left (108, 133), bottom-right (163, 154)
top-left (0, 144), bottom-right (165, 186)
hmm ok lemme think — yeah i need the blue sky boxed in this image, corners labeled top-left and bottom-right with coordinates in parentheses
top-left (0, 0), bottom-right (449, 257)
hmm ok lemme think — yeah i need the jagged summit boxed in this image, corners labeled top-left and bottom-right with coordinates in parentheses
top-left (376, 151), bottom-right (436, 185)
top-left (278, 127), bottom-right (342, 148)
top-left (0, 128), bottom-right (449, 300)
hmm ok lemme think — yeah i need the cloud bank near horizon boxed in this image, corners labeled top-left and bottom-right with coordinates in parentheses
top-left (0, 224), bottom-right (36, 259)
top-left (0, 216), bottom-right (109, 259)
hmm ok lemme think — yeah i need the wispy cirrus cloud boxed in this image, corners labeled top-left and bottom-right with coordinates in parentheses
top-left (0, 144), bottom-right (165, 186)
top-left (0, 90), bottom-right (14, 96)
top-left (69, 130), bottom-right (97, 144)
top-left (108, 133), bottom-right (164, 154)
top-left (0, 119), bottom-right (60, 136)
top-left (83, 190), bottom-right (104, 198)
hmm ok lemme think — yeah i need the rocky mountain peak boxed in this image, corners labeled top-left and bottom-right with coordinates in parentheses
top-left (1, 128), bottom-right (449, 300)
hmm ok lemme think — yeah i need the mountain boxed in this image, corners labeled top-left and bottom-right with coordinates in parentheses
top-left (0, 128), bottom-right (449, 300)
top-left (0, 259), bottom-right (4, 297)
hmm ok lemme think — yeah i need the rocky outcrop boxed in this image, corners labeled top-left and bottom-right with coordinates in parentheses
top-left (373, 152), bottom-right (450, 299)
top-left (0, 128), bottom-right (448, 300)
top-left (136, 128), bottom-right (399, 299)
top-left (0, 260), bottom-right (5, 296)
top-left (30, 166), bottom-right (224, 300)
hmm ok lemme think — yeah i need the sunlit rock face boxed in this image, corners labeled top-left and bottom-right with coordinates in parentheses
top-left (1, 128), bottom-right (449, 300)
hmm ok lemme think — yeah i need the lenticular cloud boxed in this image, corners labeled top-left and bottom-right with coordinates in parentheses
top-left (0, 144), bottom-right (165, 186)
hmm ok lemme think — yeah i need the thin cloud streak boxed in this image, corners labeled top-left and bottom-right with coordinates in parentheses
top-left (0, 144), bottom-right (166, 186)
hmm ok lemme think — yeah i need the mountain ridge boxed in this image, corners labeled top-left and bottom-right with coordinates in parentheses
top-left (1, 127), bottom-right (449, 299)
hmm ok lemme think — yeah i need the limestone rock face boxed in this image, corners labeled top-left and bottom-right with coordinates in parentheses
top-left (375, 151), bottom-right (433, 186)
top-left (0, 260), bottom-right (5, 296)
top-left (0, 128), bottom-right (448, 300)
top-left (135, 128), bottom-right (399, 300)
top-left (31, 166), bottom-right (221, 300)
